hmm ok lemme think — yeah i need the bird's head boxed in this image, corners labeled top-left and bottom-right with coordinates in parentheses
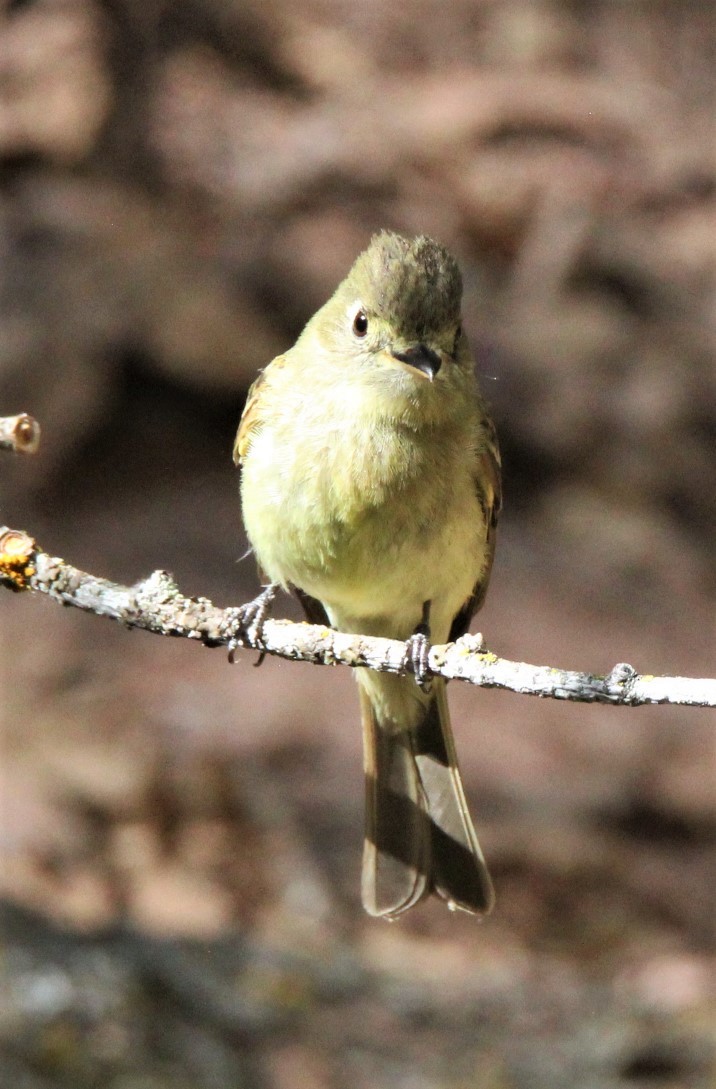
top-left (308, 232), bottom-right (469, 398)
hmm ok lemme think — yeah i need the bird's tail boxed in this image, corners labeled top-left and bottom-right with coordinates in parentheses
top-left (360, 678), bottom-right (494, 918)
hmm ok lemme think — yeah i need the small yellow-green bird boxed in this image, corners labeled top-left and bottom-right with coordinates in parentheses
top-left (234, 231), bottom-right (501, 918)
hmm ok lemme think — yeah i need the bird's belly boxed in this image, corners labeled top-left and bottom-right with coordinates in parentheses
top-left (321, 511), bottom-right (482, 639)
top-left (245, 473), bottom-right (484, 642)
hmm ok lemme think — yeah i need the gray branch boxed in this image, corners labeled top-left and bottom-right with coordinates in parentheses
top-left (2, 528), bottom-right (715, 708)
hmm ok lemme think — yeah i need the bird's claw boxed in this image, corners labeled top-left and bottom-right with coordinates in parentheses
top-left (404, 628), bottom-right (432, 692)
top-left (226, 583), bottom-right (279, 665)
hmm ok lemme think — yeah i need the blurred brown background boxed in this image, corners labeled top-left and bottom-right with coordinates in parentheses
top-left (1, 1), bottom-right (715, 1086)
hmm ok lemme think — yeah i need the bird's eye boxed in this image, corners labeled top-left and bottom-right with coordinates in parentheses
top-left (352, 309), bottom-right (368, 337)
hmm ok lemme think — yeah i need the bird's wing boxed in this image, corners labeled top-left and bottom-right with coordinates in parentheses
top-left (293, 586), bottom-right (331, 627)
top-left (448, 413), bottom-right (502, 642)
top-left (232, 355), bottom-right (289, 466)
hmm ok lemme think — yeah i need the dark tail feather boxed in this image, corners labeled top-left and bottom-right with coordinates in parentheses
top-left (414, 682), bottom-right (494, 913)
top-left (360, 688), bottom-right (429, 917)
top-left (360, 681), bottom-right (494, 919)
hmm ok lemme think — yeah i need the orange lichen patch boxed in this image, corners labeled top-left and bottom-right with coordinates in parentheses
top-left (0, 528), bottom-right (37, 590)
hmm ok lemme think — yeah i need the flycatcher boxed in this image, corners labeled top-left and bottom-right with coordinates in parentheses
top-left (234, 232), bottom-right (501, 918)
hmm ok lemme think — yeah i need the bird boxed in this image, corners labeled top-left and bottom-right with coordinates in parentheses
top-left (234, 231), bottom-right (501, 918)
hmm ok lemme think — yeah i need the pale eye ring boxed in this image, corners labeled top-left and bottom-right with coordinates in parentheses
top-left (352, 309), bottom-right (368, 337)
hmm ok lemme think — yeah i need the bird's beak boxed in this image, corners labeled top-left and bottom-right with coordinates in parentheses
top-left (390, 344), bottom-right (442, 382)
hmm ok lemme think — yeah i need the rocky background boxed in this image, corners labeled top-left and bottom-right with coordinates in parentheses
top-left (1, 1), bottom-right (715, 1087)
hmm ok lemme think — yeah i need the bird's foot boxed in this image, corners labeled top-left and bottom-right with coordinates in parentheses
top-left (226, 583), bottom-right (279, 666)
top-left (404, 601), bottom-right (433, 692)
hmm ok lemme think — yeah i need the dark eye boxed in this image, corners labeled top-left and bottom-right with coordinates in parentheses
top-left (352, 309), bottom-right (368, 337)
top-left (453, 323), bottom-right (463, 354)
